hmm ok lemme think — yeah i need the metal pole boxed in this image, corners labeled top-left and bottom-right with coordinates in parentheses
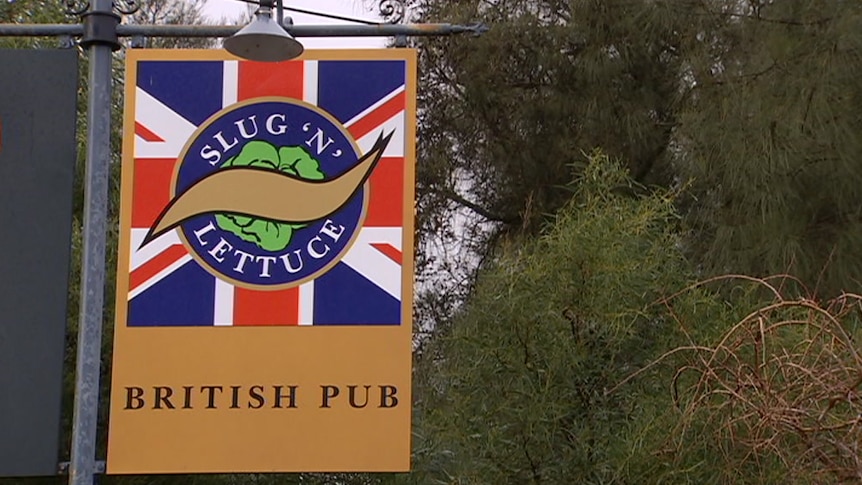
top-left (68, 0), bottom-right (117, 482)
top-left (0, 22), bottom-right (490, 38)
top-left (275, 0), bottom-right (284, 29)
top-left (118, 22), bottom-right (488, 37)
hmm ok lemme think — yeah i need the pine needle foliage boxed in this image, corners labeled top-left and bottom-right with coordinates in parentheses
top-left (675, 0), bottom-right (862, 297)
top-left (403, 152), bottom-right (720, 484)
top-left (403, 153), bottom-right (862, 484)
top-left (0, 0), bottom-right (74, 48)
top-left (413, 0), bottom-right (693, 235)
top-left (412, 0), bottom-right (862, 299)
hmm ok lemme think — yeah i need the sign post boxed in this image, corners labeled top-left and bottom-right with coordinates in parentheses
top-left (68, 1), bottom-right (123, 483)
top-left (106, 48), bottom-right (417, 473)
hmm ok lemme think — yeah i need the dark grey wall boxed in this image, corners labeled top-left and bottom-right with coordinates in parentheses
top-left (0, 48), bottom-right (79, 478)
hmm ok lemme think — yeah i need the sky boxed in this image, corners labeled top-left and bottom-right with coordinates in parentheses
top-left (202, 0), bottom-right (387, 49)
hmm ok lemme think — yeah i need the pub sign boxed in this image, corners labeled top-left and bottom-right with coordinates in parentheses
top-left (107, 49), bottom-right (416, 474)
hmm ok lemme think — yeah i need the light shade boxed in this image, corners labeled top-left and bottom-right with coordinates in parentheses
top-left (223, 11), bottom-right (304, 62)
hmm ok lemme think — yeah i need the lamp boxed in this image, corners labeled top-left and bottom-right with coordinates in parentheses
top-left (223, 0), bottom-right (304, 62)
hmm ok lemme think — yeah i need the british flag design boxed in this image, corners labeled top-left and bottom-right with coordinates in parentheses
top-left (125, 56), bottom-right (410, 327)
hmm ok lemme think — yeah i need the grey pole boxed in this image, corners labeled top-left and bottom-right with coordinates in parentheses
top-left (68, 0), bottom-right (118, 483)
top-left (0, 22), bottom-right (489, 37)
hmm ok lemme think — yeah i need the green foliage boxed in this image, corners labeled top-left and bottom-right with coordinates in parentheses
top-left (0, 0), bottom-right (74, 48)
top-left (413, 0), bottom-right (698, 237)
top-left (405, 153), bottom-right (715, 484)
top-left (412, 0), bottom-right (862, 298)
top-left (405, 4), bottom-right (862, 479)
top-left (636, 276), bottom-right (862, 484)
top-left (123, 0), bottom-right (216, 49)
top-left (215, 141), bottom-right (324, 251)
top-left (674, 0), bottom-right (862, 297)
top-left (401, 153), bottom-right (862, 484)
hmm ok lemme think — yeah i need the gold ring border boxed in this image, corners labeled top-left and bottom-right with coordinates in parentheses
top-left (170, 96), bottom-right (367, 292)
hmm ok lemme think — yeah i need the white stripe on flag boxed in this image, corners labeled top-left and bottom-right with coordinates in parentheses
top-left (340, 228), bottom-right (403, 300)
top-left (344, 86), bottom-right (406, 128)
top-left (357, 111), bottom-right (405, 157)
top-left (134, 87), bottom-right (196, 158)
top-left (299, 282), bottom-right (315, 326)
top-left (303, 60), bottom-right (318, 105)
top-left (213, 278), bottom-right (235, 326)
top-left (223, 61), bottom-right (239, 108)
top-left (129, 228), bottom-right (182, 271)
top-left (128, 254), bottom-right (193, 300)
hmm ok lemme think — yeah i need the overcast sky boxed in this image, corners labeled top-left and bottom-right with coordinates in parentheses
top-left (202, 0), bottom-right (387, 48)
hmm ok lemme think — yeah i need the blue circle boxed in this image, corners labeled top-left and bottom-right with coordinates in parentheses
top-left (175, 100), bottom-right (364, 288)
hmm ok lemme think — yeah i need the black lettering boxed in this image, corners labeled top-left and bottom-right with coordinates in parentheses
top-left (379, 385), bottom-right (398, 408)
top-left (321, 385), bottom-right (340, 408)
top-left (248, 385), bottom-right (265, 409)
top-left (273, 385), bottom-right (298, 409)
top-left (348, 385), bottom-right (371, 409)
top-left (182, 386), bottom-right (194, 409)
top-left (125, 387), bottom-right (145, 410)
top-left (230, 385), bottom-right (242, 409)
top-left (153, 386), bottom-right (175, 409)
top-left (201, 385), bottom-right (223, 409)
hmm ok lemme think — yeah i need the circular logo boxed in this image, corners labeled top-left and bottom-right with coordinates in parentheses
top-left (172, 98), bottom-right (366, 290)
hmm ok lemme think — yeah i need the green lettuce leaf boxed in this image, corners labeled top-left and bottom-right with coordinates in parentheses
top-left (214, 140), bottom-right (325, 252)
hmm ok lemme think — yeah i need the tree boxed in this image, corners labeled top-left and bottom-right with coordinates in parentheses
top-left (411, 3), bottom-right (699, 230)
top-left (403, 1), bottom-right (862, 480)
top-left (673, 0), bottom-right (862, 297)
top-left (402, 153), bottom-right (862, 484)
top-left (0, 0), bottom-right (75, 47)
top-left (410, 0), bottom-right (862, 311)
top-left (400, 153), bottom-right (725, 483)
top-left (123, 0), bottom-right (215, 49)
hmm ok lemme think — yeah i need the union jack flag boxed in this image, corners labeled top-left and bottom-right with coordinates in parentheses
top-left (124, 54), bottom-right (411, 327)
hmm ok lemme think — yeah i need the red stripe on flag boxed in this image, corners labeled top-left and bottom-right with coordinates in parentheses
top-left (348, 91), bottom-right (405, 140)
top-left (132, 158), bottom-right (176, 228)
top-left (128, 245), bottom-right (188, 291)
top-left (365, 157), bottom-right (403, 227)
top-left (135, 122), bottom-right (164, 142)
top-left (233, 288), bottom-right (300, 326)
top-left (234, 62), bottom-right (304, 326)
top-left (237, 61), bottom-right (304, 100)
top-left (372, 243), bottom-right (402, 265)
